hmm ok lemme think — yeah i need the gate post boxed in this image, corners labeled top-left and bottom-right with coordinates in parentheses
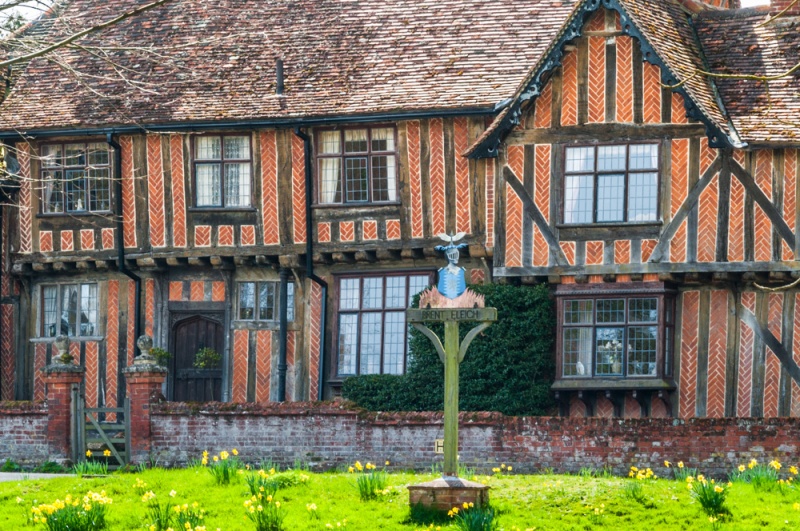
top-left (43, 335), bottom-right (85, 461)
top-left (123, 335), bottom-right (167, 464)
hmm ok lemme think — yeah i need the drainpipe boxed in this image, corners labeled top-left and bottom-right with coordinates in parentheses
top-left (106, 134), bottom-right (142, 357)
top-left (293, 127), bottom-right (328, 401)
top-left (277, 267), bottom-right (289, 402)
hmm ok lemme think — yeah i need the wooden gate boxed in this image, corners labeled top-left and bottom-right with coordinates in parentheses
top-left (71, 385), bottom-right (130, 469)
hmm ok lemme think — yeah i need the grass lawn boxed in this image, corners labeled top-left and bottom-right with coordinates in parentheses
top-left (1, 462), bottom-right (799, 530)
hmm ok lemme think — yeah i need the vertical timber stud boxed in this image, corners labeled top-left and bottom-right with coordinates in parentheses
top-left (278, 268), bottom-right (290, 402)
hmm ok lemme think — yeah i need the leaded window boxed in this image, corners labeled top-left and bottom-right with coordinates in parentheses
top-left (40, 143), bottom-right (111, 214)
top-left (316, 126), bottom-right (398, 205)
top-left (563, 143), bottom-right (659, 224)
top-left (41, 283), bottom-right (98, 337)
top-left (194, 135), bottom-right (252, 207)
top-left (237, 281), bottom-right (294, 322)
top-left (336, 273), bottom-right (432, 376)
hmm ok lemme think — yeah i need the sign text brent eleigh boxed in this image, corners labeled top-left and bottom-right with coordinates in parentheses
top-left (407, 308), bottom-right (497, 323)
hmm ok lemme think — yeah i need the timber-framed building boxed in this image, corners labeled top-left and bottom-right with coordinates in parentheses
top-left (0, 0), bottom-right (798, 420)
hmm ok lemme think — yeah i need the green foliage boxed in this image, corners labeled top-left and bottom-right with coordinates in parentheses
top-left (150, 347), bottom-right (171, 368)
top-left (2, 459), bottom-right (22, 472)
top-left (688, 477), bottom-right (730, 517)
top-left (193, 347), bottom-right (221, 369)
top-left (31, 491), bottom-right (111, 531)
top-left (244, 493), bottom-right (286, 531)
top-left (34, 461), bottom-right (67, 474)
top-left (343, 284), bottom-right (555, 416)
top-left (449, 504), bottom-right (498, 531)
top-left (349, 461), bottom-right (389, 501)
top-left (72, 461), bottom-right (108, 477)
top-left (206, 450), bottom-right (243, 485)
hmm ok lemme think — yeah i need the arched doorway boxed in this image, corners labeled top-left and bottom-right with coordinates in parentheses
top-left (170, 315), bottom-right (224, 402)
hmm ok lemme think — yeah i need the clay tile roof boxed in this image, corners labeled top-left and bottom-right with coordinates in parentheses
top-left (0, 0), bottom-right (578, 133)
top-left (695, 8), bottom-right (800, 145)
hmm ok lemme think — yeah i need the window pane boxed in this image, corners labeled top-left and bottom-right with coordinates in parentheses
top-left (597, 145), bottom-right (626, 171)
top-left (43, 286), bottom-right (58, 338)
top-left (258, 283), bottom-right (275, 320)
top-left (409, 275), bottom-right (430, 307)
top-left (337, 314), bottom-right (358, 375)
top-left (319, 131), bottom-right (341, 154)
top-left (362, 277), bottom-right (383, 309)
top-left (80, 284), bottom-right (97, 336)
top-left (345, 158), bottom-right (368, 202)
top-left (628, 172), bottom-right (657, 221)
top-left (196, 164), bottom-right (221, 206)
top-left (88, 168), bottom-right (111, 211)
top-left (371, 155), bottom-right (396, 202)
top-left (564, 174), bottom-right (593, 224)
top-left (65, 169), bottom-right (87, 211)
top-left (359, 313), bottom-right (382, 374)
top-left (596, 173), bottom-right (624, 222)
top-left (225, 163), bottom-right (251, 207)
top-left (287, 283), bottom-right (295, 322)
top-left (385, 276), bottom-right (406, 309)
top-left (628, 326), bottom-right (658, 375)
top-left (564, 300), bottom-right (593, 324)
top-left (41, 145), bottom-right (62, 167)
top-left (42, 171), bottom-right (63, 213)
top-left (629, 298), bottom-right (658, 323)
top-left (339, 278), bottom-right (360, 310)
top-left (319, 158), bottom-right (342, 203)
top-left (224, 136), bottom-right (250, 159)
top-left (64, 144), bottom-right (86, 166)
top-left (87, 143), bottom-right (109, 166)
top-left (383, 311), bottom-right (406, 374)
top-left (565, 146), bottom-right (594, 173)
top-left (665, 327), bottom-right (673, 376)
top-left (596, 299), bottom-right (625, 323)
top-left (629, 144), bottom-right (658, 170)
top-left (239, 283), bottom-right (255, 319)
top-left (595, 327), bottom-right (624, 375)
top-left (196, 137), bottom-right (221, 160)
top-left (61, 285), bottom-right (79, 336)
top-left (563, 327), bottom-right (592, 377)
top-left (371, 128), bottom-right (395, 152)
top-left (344, 129), bottom-right (368, 153)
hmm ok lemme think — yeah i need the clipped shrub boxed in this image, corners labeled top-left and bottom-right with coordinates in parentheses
top-left (343, 283), bottom-right (555, 416)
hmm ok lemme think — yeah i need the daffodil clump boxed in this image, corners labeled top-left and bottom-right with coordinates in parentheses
top-left (729, 458), bottom-right (796, 491)
top-left (685, 475), bottom-right (731, 517)
top-left (490, 464), bottom-right (512, 476)
top-left (664, 460), bottom-right (696, 481)
top-left (447, 502), bottom-right (496, 531)
top-left (324, 520), bottom-right (347, 529)
top-left (587, 503), bottom-right (605, 525)
top-left (141, 490), bottom-right (176, 531)
top-left (133, 478), bottom-right (148, 496)
top-left (202, 448), bottom-right (243, 485)
top-left (31, 490), bottom-right (112, 531)
top-left (245, 466), bottom-right (310, 498)
top-left (348, 460), bottom-right (389, 501)
top-left (141, 490), bottom-right (208, 531)
top-left (243, 492), bottom-right (286, 531)
top-left (628, 465), bottom-right (657, 480)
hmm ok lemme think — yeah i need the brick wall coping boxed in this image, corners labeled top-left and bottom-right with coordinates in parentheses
top-left (0, 401), bottom-right (47, 415)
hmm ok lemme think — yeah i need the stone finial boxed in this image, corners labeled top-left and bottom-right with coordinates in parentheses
top-left (53, 335), bottom-right (73, 364)
top-left (134, 335), bottom-right (156, 365)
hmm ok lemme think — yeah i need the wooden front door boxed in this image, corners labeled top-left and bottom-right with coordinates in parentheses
top-left (170, 315), bottom-right (224, 402)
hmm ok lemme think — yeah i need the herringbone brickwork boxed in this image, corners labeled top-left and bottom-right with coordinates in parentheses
top-left (80, 229), bottom-right (94, 251)
top-left (615, 240), bottom-right (631, 265)
top-left (218, 225), bottom-right (234, 246)
top-left (18, 145), bottom-right (31, 254)
top-left (793, 294), bottom-right (800, 417)
top-left (170, 135), bottom-right (187, 247)
top-left (560, 241), bottom-right (576, 265)
top-left (651, 398), bottom-right (669, 418)
top-left (169, 281), bottom-right (183, 301)
top-left (595, 397), bottom-right (614, 418)
top-left (586, 241), bottom-right (604, 265)
top-left (232, 329), bottom-right (249, 403)
top-left (700, 138), bottom-right (717, 177)
top-left (291, 134), bottom-right (307, 244)
top-left (485, 159), bottom-right (495, 248)
top-left (386, 219), bottom-right (401, 240)
top-left (261, 131), bottom-right (280, 245)
top-left (454, 117), bottom-right (472, 234)
top-left (783, 149), bottom-right (797, 260)
top-left (534, 82), bottom-right (552, 129)
top-left (616, 36), bottom-right (634, 123)
top-left (728, 176), bottom-right (745, 262)
top-left (624, 396), bottom-right (641, 419)
top-left (407, 121), bottom-right (424, 239)
top-left (505, 145), bottom-right (525, 268)
top-left (362, 220), bottom-right (378, 240)
top-left (763, 293), bottom-right (783, 418)
top-left (641, 239), bottom-right (657, 263)
top-left (101, 228), bottom-right (115, 250)
top-left (33, 343), bottom-right (46, 402)
top-left (256, 329), bottom-right (271, 403)
top-left (533, 227), bottom-right (548, 266)
top-left (737, 292), bottom-right (756, 417)
top-left (470, 269), bottom-right (486, 284)
top-left (587, 36), bottom-right (605, 123)
top-left (40, 231), bottom-right (53, 252)
top-left (671, 92), bottom-right (688, 124)
top-left (679, 291), bottom-right (700, 418)
top-left (212, 282), bottom-right (225, 302)
top-left (706, 290), bottom-right (728, 418)
top-left (569, 396), bottom-right (586, 418)
top-left (317, 222), bottom-right (331, 243)
top-left (586, 9), bottom-right (605, 31)
top-left (145, 279), bottom-right (155, 338)
top-left (121, 136), bottom-right (137, 248)
top-left (642, 62), bottom-right (661, 124)
top-left (535, 145), bottom-right (550, 221)
top-left (147, 135), bottom-right (167, 248)
top-left (190, 281), bottom-right (204, 302)
top-left (697, 178), bottom-right (718, 262)
top-left (670, 139), bottom-right (689, 262)
top-left (561, 50), bottom-right (578, 126)
top-left (60, 230), bottom-right (74, 252)
top-left (0, 305), bottom-right (14, 400)
top-left (85, 342), bottom-right (99, 409)
top-left (339, 221), bottom-right (355, 242)
top-left (195, 225), bottom-right (211, 247)
top-left (755, 150), bottom-right (773, 262)
top-left (308, 282), bottom-right (323, 401)
top-left (429, 117), bottom-right (447, 236)
top-left (106, 281), bottom-right (119, 419)
top-left (240, 225), bottom-right (256, 246)
top-left (287, 331), bottom-right (296, 401)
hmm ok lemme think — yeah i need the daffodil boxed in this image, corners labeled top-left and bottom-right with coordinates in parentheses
top-left (86, 450), bottom-right (92, 458)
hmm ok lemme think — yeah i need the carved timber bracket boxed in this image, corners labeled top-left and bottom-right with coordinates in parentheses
top-left (503, 166), bottom-right (569, 266)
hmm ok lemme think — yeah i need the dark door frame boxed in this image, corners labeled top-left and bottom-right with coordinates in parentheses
top-left (167, 305), bottom-right (225, 401)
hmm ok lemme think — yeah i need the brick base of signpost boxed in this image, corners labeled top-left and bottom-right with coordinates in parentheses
top-left (408, 477), bottom-right (490, 512)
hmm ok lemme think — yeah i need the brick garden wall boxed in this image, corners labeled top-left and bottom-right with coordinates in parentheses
top-left (0, 402), bottom-right (49, 465)
top-left (149, 403), bottom-right (800, 478)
